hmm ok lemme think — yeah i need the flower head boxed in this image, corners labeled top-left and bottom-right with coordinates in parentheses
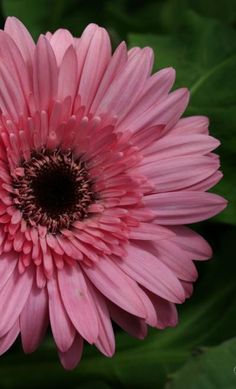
top-left (0, 17), bottom-right (227, 369)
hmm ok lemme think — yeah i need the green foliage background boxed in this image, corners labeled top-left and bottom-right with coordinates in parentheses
top-left (0, 0), bottom-right (236, 387)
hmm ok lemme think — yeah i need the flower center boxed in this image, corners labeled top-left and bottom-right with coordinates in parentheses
top-left (12, 149), bottom-right (96, 233)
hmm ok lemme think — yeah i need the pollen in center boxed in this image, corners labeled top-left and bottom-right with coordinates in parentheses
top-left (12, 149), bottom-right (96, 234)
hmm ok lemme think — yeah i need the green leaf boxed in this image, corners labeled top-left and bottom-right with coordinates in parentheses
top-left (129, 12), bottom-right (236, 225)
top-left (166, 337), bottom-right (236, 389)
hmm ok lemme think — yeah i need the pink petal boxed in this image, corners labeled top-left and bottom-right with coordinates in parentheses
top-left (108, 301), bottom-right (147, 339)
top-left (96, 48), bottom-right (153, 117)
top-left (153, 240), bottom-right (198, 281)
top-left (145, 191), bottom-right (227, 224)
top-left (0, 31), bottom-right (32, 101)
top-left (57, 264), bottom-right (99, 344)
top-left (145, 291), bottom-right (178, 329)
top-left (142, 134), bottom-right (220, 159)
top-left (117, 243), bottom-right (185, 303)
top-left (33, 35), bottom-right (58, 111)
top-left (122, 88), bottom-right (189, 134)
top-left (4, 17), bottom-right (35, 66)
top-left (57, 46), bottom-right (78, 103)
top-left (170, 116), bottom-right (209, 135)
top-left (87, 280), bottom-right (115, 357)
top-left (118, 67), bottom-right (176, 130)
top-left (79, 26), bottom-right (111, 111)
top-left (20, 281), bottom-right (48, 353)
top-left (0, 60), bottom-right (26, 121)
top-left (168, 226), bottom-right (213, 260)
top-left (0, 320), bottom-right (20, 355)
top-left (83, 256), bottom-right (146, 318)
top-left (91, 42), bottom-right (127, 113)
top-left (139, 156), bottom-right (219, 192)
top-left (0, 267), bottom-right (33, 337)
top-left (49, 29), bottom-right (74, 65)
top-left (0, 252), bottom-right (18, 290)
top-left (47, 275), bottom-right (75, 352)
top-left (59, 334), bottom-right (83, 370)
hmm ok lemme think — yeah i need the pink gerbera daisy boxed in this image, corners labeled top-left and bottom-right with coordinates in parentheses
top-left (0, 17), bottom-right (227, 369)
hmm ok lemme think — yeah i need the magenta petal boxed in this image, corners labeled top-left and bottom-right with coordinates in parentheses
top-left (20, 281), bottom-right (48, 353)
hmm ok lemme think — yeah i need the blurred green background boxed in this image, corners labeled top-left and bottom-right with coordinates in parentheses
top-left (0, 0), bottom-right (236, 388)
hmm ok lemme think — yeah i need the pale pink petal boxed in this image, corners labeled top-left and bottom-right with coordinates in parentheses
top-left (47, 275), bottom-right (75, 352)
top-left (59, 334), bottom-right (83, 370)
top-left (91, 42), bottom-right (127, 113)
top-left (0, 60), bottom-right (26, 121)
top-left (20, 282), bottom-right (48, 353)
top-left (57, 264), bottom-right (99, 344)
top-left (168, 226), bottom-right (213, 260)
top-left (118, 67), bottom-right (176, 130)
top-left (49, 29), bottom-right (74, 65)
top-left (152, 240), bottom-right (198, 281)
top-left (142, 134), bottom-right (220, 159)
top-left (139, 156), bottom-right (219, 192)
top-left (145, 290), bottom-right (178, 329)
top-left (0, 252), bottom-right (18, 290)
top-left (87, 280), bottom-right (115, 357)
top-left (0, 31), bottom-right (32, 101)
top-left (4, 17), bottom-right (35, 66)
top-left (121, 88), bottom-right (189, 134)
top-left (57, 46), bottom-right (78, 103)
top-left (33, 35), bottom-right (58, 111)
top-left (0, 320), bottom-right (20, 355)
top-left (144, 191), bottom-right (227, 224)
top-left (79, 26), bottom-right (111, 111)
top-left (0, 267), bottom-right (33, 337)
top-left (96, 48), bottom-right (153, 117)
top-left (170, 116), bottom-right (209, 135)
top-left (82, 256), bottom-right (146, 318)
top-left (108, 301), bottom-right (147, 339)
top-left (117, 243), bottom-right (185, 303)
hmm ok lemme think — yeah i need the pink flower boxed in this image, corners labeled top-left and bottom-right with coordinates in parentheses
top-left (0, 17), bottom-right (227, 369)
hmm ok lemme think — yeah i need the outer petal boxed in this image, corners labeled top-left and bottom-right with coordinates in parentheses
top-left (87, 280), bottom-right (115, 357)
top-left (96, 48), bottom-right (153, 117)
top-left (82, 256), bottom-right (146, 318)
top-left (20, 282), bottom-right (48, 353)
top-left (144, 191), bottom-right (227, 224)
top-left (0, 267), bottom-right (33, 337)
top-left (169, 116), bottom-right (209, 135)
top-left (139, 156), bottom-right (219, 192)
top-left (49, 29), bottom-right (74, 65)
top-left (78, 26), bottom-right (111, 111)
top-left (59, 334), bottom-right (83, 370)
top-left (4, 17), bottom-right (35, 66)
top-left (33, 35), bottom-right (58, 112)
top-left (108, 301), bottom-right (147, 339)
top-left (0, 320), bottom-right (20, 355)
top-left (168, 226), bottom-right (213, 260)
top-left (57, 264), bottom-right (99, 344)
top-left (47, 275), bottom-right (75, 352)
top-left (0, 252), bottom-right (18, 290)
top-left (117, 243), bottom-right (185, 303)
